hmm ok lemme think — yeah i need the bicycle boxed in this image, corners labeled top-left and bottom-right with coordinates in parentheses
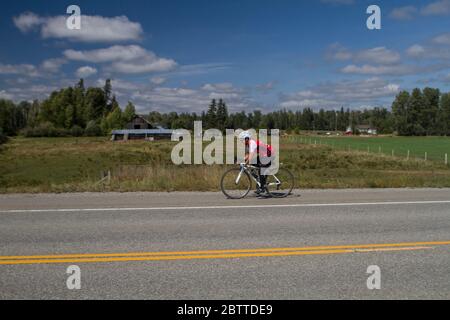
top-left (220, 163), bottom-right (295, 199)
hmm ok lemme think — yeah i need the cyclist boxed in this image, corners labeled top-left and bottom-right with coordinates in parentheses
top-left (238, 130), bottom-right (274, 195)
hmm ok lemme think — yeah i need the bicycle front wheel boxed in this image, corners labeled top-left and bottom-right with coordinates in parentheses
top-left (221, 168), bottom-right (252, 199)
top-left (265, 168), bottom-right (295, 198)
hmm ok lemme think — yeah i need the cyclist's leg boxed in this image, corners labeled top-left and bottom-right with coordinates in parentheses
top-left (258, 156), bottom-right (272, 192)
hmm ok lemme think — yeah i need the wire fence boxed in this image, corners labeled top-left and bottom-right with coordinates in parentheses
top-left (283, 135), bottom-right (450, 165)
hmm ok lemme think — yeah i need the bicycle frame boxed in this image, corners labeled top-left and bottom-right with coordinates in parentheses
top-left (236, 164), bottom-right (281, 189)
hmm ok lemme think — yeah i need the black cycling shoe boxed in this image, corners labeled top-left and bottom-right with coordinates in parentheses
top-left (254, 188), bottom-right (263, 195)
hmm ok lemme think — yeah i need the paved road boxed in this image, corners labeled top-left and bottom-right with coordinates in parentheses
top-left (0, 189), bottom-right (449, 299)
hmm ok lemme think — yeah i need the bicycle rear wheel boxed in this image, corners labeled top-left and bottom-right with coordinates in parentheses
top-left (265, 168), bottom-right (295, 198)
top-left (221, 168), bottom-right (252, 199)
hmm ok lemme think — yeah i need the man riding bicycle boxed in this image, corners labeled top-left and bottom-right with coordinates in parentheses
top-left (238, 131), bottom-right (274, 195)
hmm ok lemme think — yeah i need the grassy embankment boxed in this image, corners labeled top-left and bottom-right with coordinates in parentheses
top-left (1, 136), bottom-right (450, 193)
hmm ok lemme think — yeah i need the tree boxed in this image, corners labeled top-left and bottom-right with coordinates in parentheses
top-left (422, 87), bottom-right (440, 135)
top-left (123, 101), bottom-right (136, 124)
top-left (392, 91), bottom-right (410, 135)
top-left (206, 99), bottom-right (217, 128)
top-left (407, 88), bottom-right (425, 136)
top-left (441, 93), bottom-right (450, 135)
top-left (101, 107), bottom-right (123, 134)
top-left (76, 79), bottom-right (85, 91)
top-left (74, 81), bottom-right (86, 127)
top-left (104, 79), bottom-right (113, 113)
top-left (0, 127), bottom-right (7, 144)
top-left (216, 99), bottom-right (229, 131)
top-left (65, 104), bottom-right (76, 129)
top-left (85, 120), bottom-right (102, 136)
top-left (85, 88), bottom-right (107, 121)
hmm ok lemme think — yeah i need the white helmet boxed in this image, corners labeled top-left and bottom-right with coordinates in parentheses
top-left (238, 130), bottom-right (252, 141)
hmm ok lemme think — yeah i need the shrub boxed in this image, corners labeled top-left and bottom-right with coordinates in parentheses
top-left (22, 122), bottom-right (56, 137)
top-left (85, 121), bottom-right (103, 137)
top-left (71, 125), bottom-right (84, 137)
top-left (0, 127), bottom-right (7, 144)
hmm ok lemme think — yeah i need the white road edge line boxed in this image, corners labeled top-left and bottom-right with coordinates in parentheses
top-left (1, 200), bottom-right (450, 213)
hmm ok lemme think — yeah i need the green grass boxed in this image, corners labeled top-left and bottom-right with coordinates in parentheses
top-left (1, 136), bottom-right (450, 193)
top-left (289, 135), bottom-right (450, 163)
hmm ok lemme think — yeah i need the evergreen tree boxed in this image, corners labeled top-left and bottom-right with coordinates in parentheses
top-left (216, 99), bottom-right (229, 131)
top-left (104, 79), bottom-right (113, 113)
top-left (206, 99), bottom-right (217, 128)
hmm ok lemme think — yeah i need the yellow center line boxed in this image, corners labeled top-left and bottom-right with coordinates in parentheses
top-left (0, 241), bottom-right (447, 265)
top-left (1, 240), bottom-right (449, 261)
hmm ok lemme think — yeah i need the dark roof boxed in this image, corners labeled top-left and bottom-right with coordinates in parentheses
top-left (356, 125), bottom-right (373, 129)
top-left (112, 129), bottom-right (174, 135)
top-left (133, 115), bottom-right (153, 126)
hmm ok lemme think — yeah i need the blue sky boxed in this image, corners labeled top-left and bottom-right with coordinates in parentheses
top-left (1, 0), bottom-right (450, 113)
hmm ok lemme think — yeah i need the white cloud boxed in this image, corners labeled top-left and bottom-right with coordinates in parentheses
top-left (256, 81), bottom-right (276, 93)
top-left (354, 47), bottom-right (401, 65)
top-left (96, 78), bottom-right (141, 91)
top-left (280, 78), bottom-right (400, 109)
top-left (165, 63), bottom-right (232, 77)
top-left (341, 64), bottom-right (431, 76)
top-left (0, 85), bottom-right (58, 102)
top-left (150, 77), bottom-right (166, 85)
top-left (14, 12), bottom-right (143, 42)
top-left (326, 43), bottom-right (352, 61)
top-left (0, 63), bottom-right (39, 77)
top-left (201, 83), bottom-right (236, 92)
top-left (320, 0), bottom-right (354, 5)
top-left (327, 45), bottom-right (400, 65)
top-left (406, 42), bottom-right (450, 61)
top-left (433, 33), bottom-right (450, 45)
top-left (341, 62), bottom-right (450, 76)
top-left (130, 82), bottom-right (253, 113)
top-left (111, 58), bottom-right (176, 74)
top-left (0, 90), bottom-right (15, 100)
top-left (406, 44), bottom-right (426, 58)
top-left (76, 66), bottom-right (97, 78)
top-left (64, 45), bottom-right (148, 63)
top-left (389, 6), bottom-right (418, 20)
top-left (421, 0), bottom-right (450, 16)
top-left (41, 58), bottom-right (66, 73)
top-left (13, 12), bottom-right (43, 32)
top-left (64, 45), bottom-right (177, 74)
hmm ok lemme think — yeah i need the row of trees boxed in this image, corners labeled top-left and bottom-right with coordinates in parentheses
top-left (145, 99), bottom-right (393, 134)
top-left (1, 84), bottom-right (450, 141)
top-left (392, 88), bottom-right (450, 136)
top-left (0, 79), bottom-right (137, 139)
top-left (149, 88), bottom-right (449, 136)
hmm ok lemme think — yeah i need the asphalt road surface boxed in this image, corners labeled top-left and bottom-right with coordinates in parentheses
top-left (0, 188), bottom-right (449, 300)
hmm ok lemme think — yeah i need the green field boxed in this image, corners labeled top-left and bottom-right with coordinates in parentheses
top-left (289, 135), bottom-right (450, 163)
top-left (1, 136), bottom-right (450, 193)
